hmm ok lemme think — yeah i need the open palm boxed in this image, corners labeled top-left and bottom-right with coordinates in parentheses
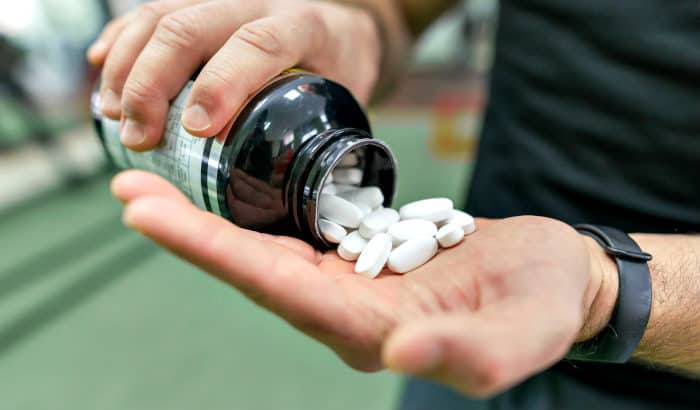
top-left (113, 170), bottom-right (604, 397)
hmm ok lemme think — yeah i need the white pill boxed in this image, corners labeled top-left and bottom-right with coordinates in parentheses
top-left (436, 223), bottom-right (465, 248)
top-left (319, 194), bottom-right (364, 228)
top-left (324, 173), bottom-right (334, 184)
top-left (388, 219), bottom-right (438, 247)
top-left (359, 208), bottom-right (400, 239)
top-left (322, 184), bottom-right (337, 195)
top-left (337, 231), bottom-right (368, 261)
top-left (355, 233), bottom-right (392, 279)
top-left (319, 219), bottom-right (347, 244)
top-left (399, 198), bottom-right (454, 223)
top-left (333, 168), bottom-right (364, 185)
top-left (332, 184), bottom-right (357, 193)
top-left (338, 153), bottom-right (359, 167)
top-left (388, 236), bottom-right (438, 274)
top-left (356, 202), bottom-right (373, 217)
top-left (443, 210), bottom-right (476, 234)
top-left (338, 186), bottom-right (384, 209)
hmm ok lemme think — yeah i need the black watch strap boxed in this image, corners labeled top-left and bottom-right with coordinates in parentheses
top-left (566, 224), bottom-right (653, 363)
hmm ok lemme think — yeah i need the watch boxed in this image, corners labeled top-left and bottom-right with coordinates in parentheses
top-left (566, 224), bottom-right (653, 363)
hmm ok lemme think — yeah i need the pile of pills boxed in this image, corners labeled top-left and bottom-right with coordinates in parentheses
top-left (318, 156), bottom-right (476, 278)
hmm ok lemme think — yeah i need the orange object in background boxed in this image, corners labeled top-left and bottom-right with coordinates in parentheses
top-left (430, 90), bottom-right (483, 161)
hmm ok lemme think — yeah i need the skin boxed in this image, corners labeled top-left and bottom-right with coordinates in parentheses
top-left (87, 0), bottom-right (381, 150)
top-left (111, 170), bottom-right (616, 397)
top-left (85, 0), bottom-right (457, 150)
top-left (92, 0), bottom-right (700, 397)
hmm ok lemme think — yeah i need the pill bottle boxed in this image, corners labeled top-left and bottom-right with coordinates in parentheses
top-left (91, 71), bottom-right (397, 248)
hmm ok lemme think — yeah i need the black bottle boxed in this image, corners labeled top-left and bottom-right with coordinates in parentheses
top-left (91, 71), bottom-right (397, 248)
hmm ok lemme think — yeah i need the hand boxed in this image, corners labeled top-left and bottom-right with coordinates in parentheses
top-left (87, 0), bottom-right (380, 150)
top-left (112, 169), bottom-right (619, 397)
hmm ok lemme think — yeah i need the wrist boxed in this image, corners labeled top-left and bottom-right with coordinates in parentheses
top-left (577, 235), bottom-right (619, 342)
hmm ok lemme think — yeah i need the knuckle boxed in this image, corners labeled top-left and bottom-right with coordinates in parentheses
top-left (303, 6), bottom-right (328, 46)
top-left (302, 7), bottom-right (331, 52)
top-left (154, 12), bottom-right (200, 51)
top-left (194, 67), bottom-right (237, 104)
top-left (121, 77), bottom-right (160, 113)
top-left (234, 21), bottom-right (285, 57)
top-left (102, 59), bottom-right (129, 87)
top-left (102, 56), bottom-right (133, 90)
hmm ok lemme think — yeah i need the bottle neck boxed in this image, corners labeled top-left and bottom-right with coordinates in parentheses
top-left (285, 128), bottom-right (397, 248)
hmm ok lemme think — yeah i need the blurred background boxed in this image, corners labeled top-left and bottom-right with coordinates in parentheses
top-left (0, 0), bottom-right (497, 408)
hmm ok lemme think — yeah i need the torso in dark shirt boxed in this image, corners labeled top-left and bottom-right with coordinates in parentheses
top-left (403, 1), bottom-right (700, 409)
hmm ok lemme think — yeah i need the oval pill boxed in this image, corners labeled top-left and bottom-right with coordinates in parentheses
top-left (322, 184), bottom-right (337, 195)
top-left (319, 194), bottom-right (364, 228)
top-left (332, 168), bottom-right (364, 185)
top-left (436, 222), bottom-right (465, 248)
top-left (339, 186), bottom-right (384, 209)
top-left (359, 208), bottom-right (400, 239)
top-left (388, 236), bottom-right (438, 274)
top-left (337, 231), bottom-right (368, 261)
top-left (332, 184), bottom-right (357, 194)
top-left (443, 210), bottom-right (476, 234)
top-left (356, 202), bottom-right (373, 217)
top-left (388, 219), bottom-right (438, 246)
top-left (399, 198), bottom-right (454, 223)
top-left (354, 233), bottom-right (392, 279)
top-left (319, 219), bottom-right (347, 244)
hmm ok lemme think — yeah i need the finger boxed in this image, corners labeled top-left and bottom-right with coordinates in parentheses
top-left (122, 197), bottom-right (339, 319)
top-left (111, 169), bottom-right (191, 204)
top-left (119, 0), bottom-right (268, 151)
top-left (99, 0), bottom-right (202, 120)
top-left (182, 7), bottom-right (329, 136)
top-left (260, 233), bottom-right (322, 266)
top-left (382, 301), bottom-right (581, 397)
top-left (113, 170), bottom-right (317, 262)
top-left (87, 12), bottom-right (134, 66)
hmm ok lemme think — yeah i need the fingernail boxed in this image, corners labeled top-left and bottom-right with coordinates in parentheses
top-left (100, 88), bottom-right (120, 115)
top-left (182, 104), bottom-right (211, 131)
top-left (121, 118), bottom-right (146, 146)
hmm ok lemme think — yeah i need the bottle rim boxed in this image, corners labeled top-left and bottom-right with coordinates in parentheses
top-left (285, 128), bottom-right (397, 249)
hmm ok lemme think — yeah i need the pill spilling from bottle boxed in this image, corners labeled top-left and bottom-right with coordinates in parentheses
top-left (319, 157), bottom-right (476, 278)
top-left (92, 71), bottom-right (469, 263)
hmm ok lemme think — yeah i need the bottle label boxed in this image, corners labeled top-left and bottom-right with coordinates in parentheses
top-left (99, 81), bottom-right (226, 216)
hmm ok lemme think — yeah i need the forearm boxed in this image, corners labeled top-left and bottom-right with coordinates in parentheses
top-left (585, 232), bottom-right (700, 374)
top-left (632, 233), bottom-right (700, 374)
top-left (327, 0), bottom-right (459, 97)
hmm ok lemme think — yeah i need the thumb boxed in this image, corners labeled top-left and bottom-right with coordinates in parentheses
top-left (382, 302), bottom-right (581, 397)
